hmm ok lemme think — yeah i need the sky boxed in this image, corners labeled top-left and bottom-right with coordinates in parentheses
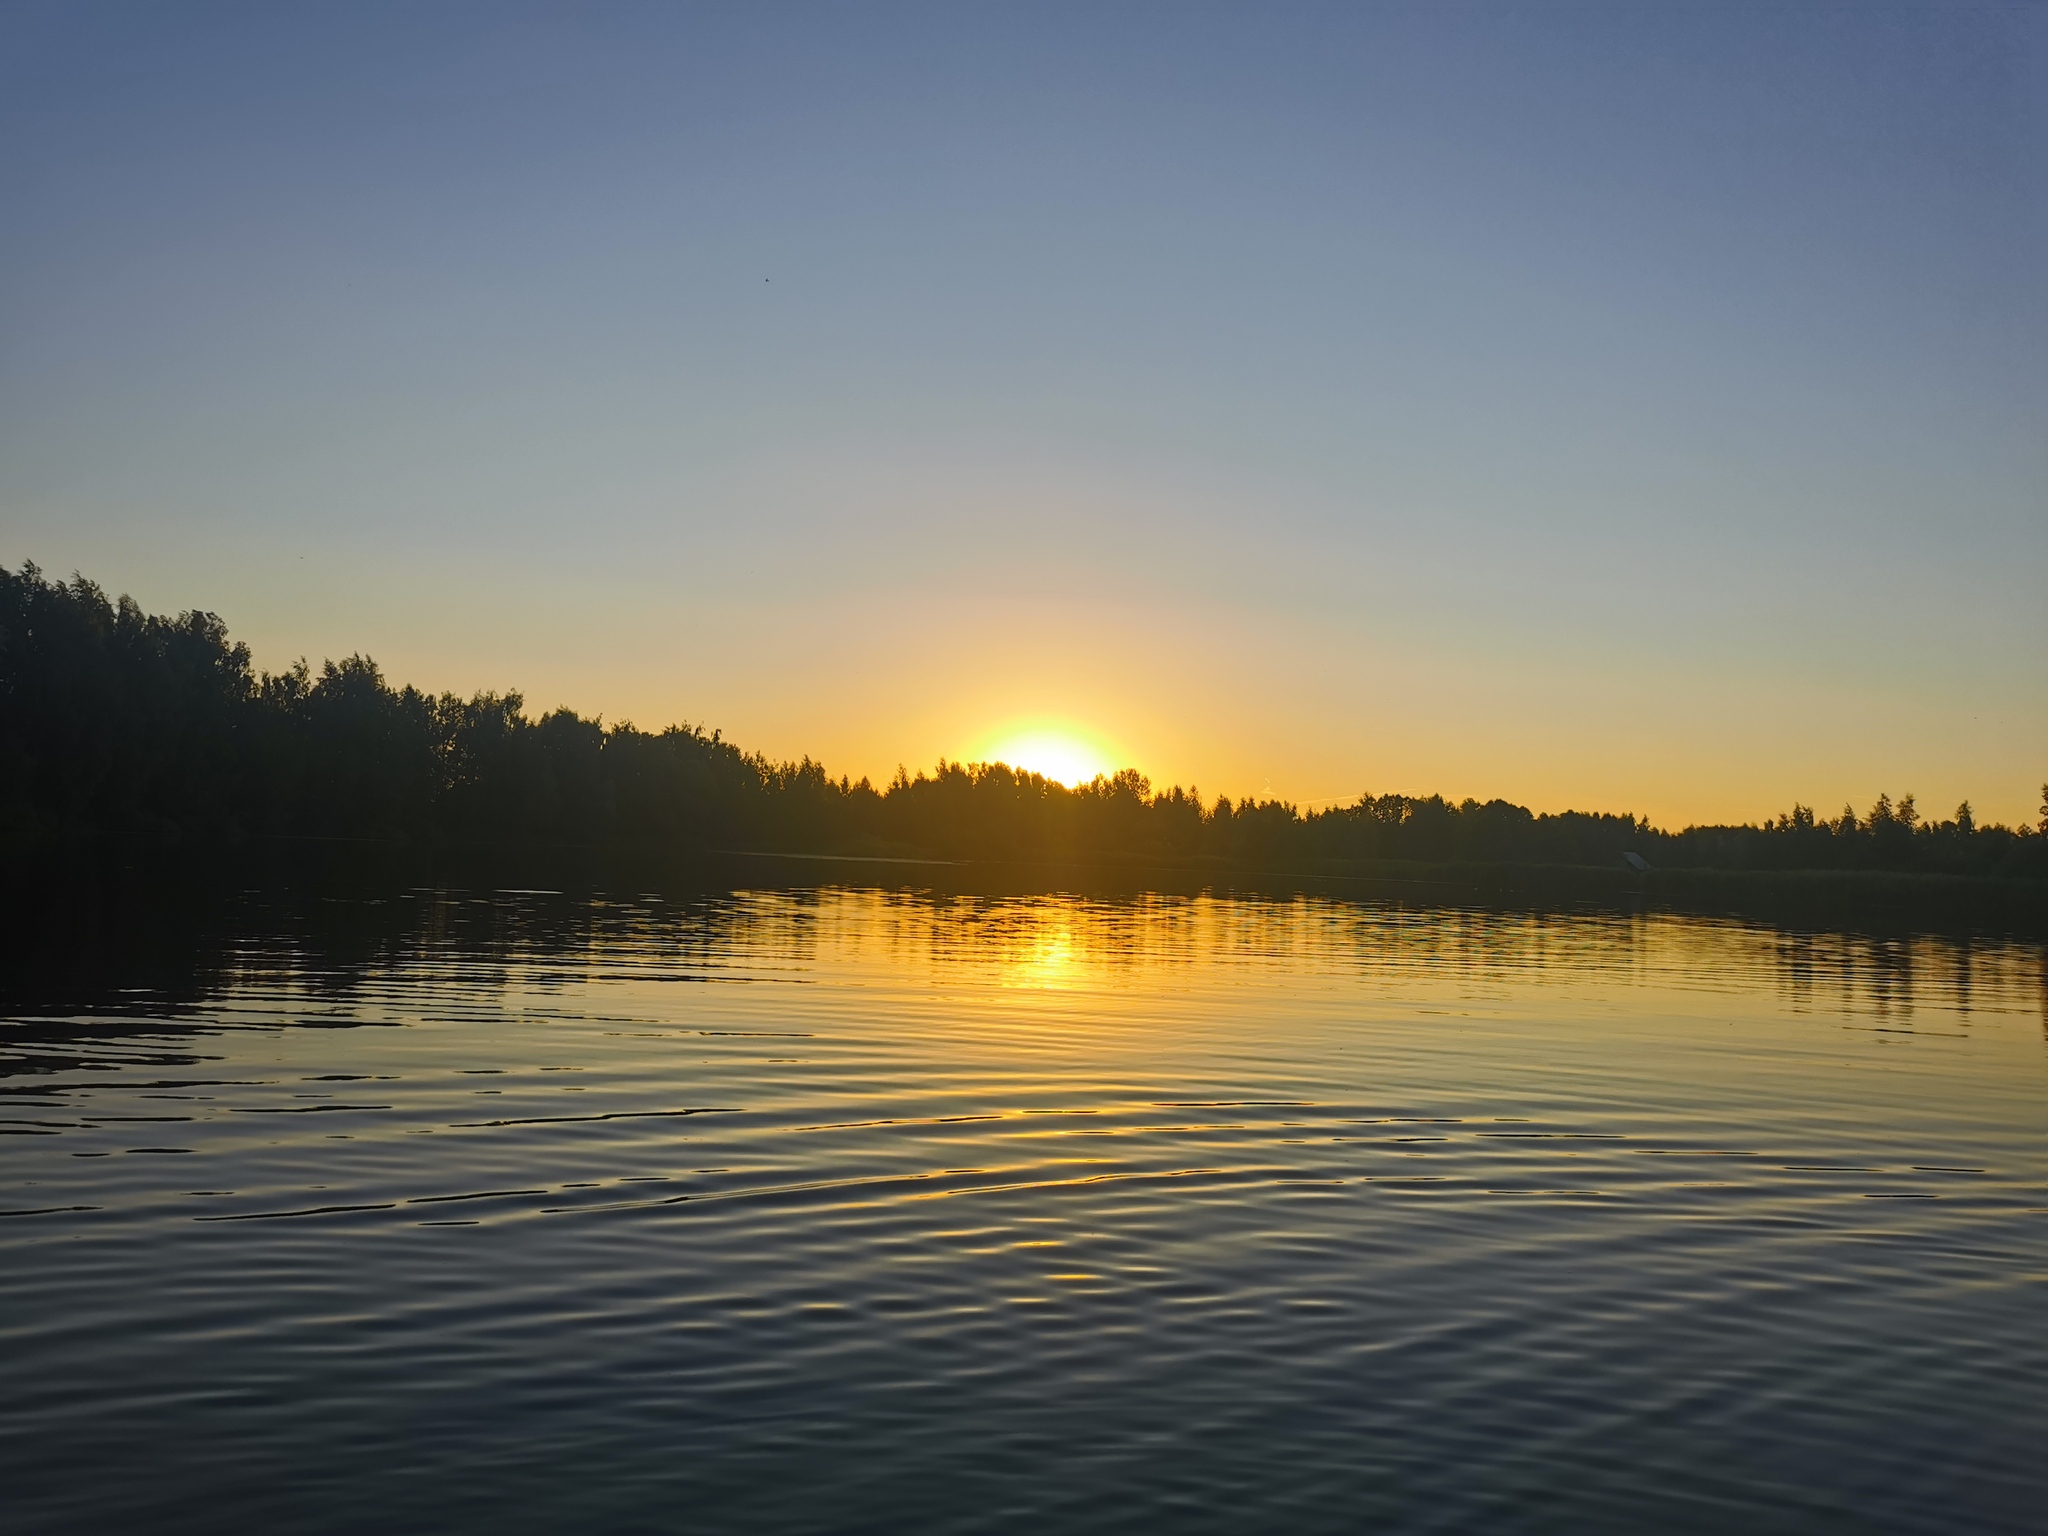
top-left (3, 1), bottom-right (2043, 826)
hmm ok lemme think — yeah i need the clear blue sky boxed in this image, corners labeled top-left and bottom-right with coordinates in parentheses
top-left (3, 2), bottom-right (2042, 823)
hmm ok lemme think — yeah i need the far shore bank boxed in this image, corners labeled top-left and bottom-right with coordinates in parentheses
top-left (7, 836), bottom-right (2045, 940)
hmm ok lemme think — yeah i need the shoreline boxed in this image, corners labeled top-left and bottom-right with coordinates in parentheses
top-left (8, 837), bottom-right (2045, 940)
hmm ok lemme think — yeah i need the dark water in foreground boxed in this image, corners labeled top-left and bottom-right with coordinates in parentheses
top-left (3, 889), bottom-right (2044, 1534)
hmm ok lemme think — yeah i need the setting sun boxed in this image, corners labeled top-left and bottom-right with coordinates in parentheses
top-left (972, 725), bottom-right (1117, 787)
top-left (9, 10), bottom-right (2042, 1530)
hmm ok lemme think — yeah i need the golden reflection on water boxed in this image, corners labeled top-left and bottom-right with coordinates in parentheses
top-left (759, 890), bottom-right (2043, 1025)
top-left (3, 888), bottom-right (2045, 1535)
top-left (1004, 918), bottom-right (1081, 992)
top-left (572, 891), bottom-right (2048, 1135)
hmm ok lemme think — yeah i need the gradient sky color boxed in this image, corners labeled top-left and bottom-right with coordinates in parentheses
top-left (3, 2), bottom-right (2043, 825)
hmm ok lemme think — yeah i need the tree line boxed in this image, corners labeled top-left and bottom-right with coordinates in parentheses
top-left (4, 563), bottom-right (2043, 881)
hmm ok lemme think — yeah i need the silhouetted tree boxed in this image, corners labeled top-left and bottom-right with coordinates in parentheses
top-left (4, 563), bottom-right (2042, 884)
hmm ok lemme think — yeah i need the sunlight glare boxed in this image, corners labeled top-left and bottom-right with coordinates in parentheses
top-left (977, 727), bottom-right (1115, 787)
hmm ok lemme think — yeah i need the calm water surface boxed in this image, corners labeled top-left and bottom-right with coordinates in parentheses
top-left (3, 889), bottom-right (2045, 1533)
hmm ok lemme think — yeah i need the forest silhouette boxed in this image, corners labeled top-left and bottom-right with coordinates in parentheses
top-left (5, 563), bottom-right (2044, 884)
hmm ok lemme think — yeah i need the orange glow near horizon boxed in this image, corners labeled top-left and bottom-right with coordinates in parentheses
top-left (971, 724), bottom-right (1118, 788)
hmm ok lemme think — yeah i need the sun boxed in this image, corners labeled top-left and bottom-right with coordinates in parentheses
top-left (973, 725), bottom-right (1115, 787)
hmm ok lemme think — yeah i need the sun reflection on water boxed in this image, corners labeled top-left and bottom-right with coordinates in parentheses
top-left (1007, 925), bottom-right (1080, 990)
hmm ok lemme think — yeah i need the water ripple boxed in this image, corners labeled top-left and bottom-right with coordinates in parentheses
top-left (1, 889), bottom-right (2043, 1534)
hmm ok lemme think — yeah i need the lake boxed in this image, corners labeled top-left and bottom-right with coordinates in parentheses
top-left (3, 888), bottom-right (2044, 1533)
